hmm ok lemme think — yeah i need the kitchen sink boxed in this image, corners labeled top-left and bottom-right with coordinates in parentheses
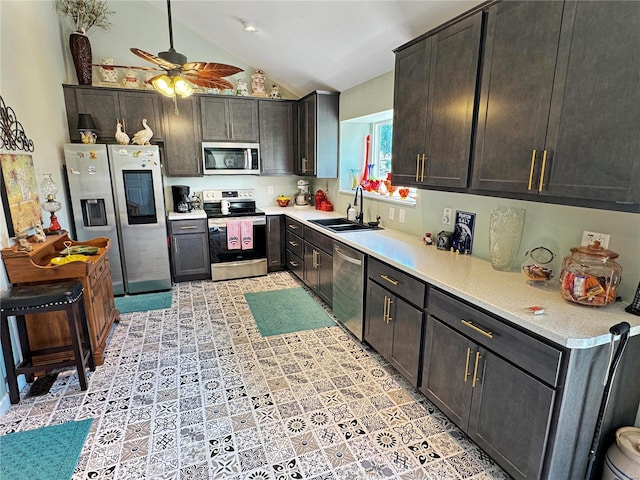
top-left (309, 218), bottom-right (382, 233)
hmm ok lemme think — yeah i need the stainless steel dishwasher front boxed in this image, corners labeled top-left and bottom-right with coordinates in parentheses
top-left (333, 241), bottom-right (366, 340)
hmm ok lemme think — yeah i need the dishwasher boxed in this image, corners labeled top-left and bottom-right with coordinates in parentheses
top-left (333, 241), bottom-right (366, 340)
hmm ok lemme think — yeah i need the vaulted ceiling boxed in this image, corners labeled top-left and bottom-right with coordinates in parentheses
top-left (146, 1), bottom-right (484, 97)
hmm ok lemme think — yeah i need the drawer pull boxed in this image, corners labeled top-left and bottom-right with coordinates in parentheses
top-left (472, 351), bottom-right (482, 388)
top-left (380, 274), bottom-right (399, 286)
top-left (179, 225), bottom-right (198, 230)
top-left (288, 241), bottom-right (298, 247)
top-left (461, 320), bottom-right (493, 339)
top-left (288, 224), bottom-right (298, 230)
top-left (289, 260), bottom-right (299, 267)
top-left (464, 347), bottom-right (473, 382)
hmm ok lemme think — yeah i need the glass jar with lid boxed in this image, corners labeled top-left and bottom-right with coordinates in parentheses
top-left (559, 241), bottom-right (622, 306)
top-left (521, 246), bottom-right (557, 286)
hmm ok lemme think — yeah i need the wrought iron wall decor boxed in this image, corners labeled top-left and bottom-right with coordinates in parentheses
top-left (0, 95), bottom-right (35, 153)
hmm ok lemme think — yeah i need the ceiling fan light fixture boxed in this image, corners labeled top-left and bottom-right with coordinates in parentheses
top-left (173, 77), bottom-right (194, 98)
top-left (241, 18), bottom-right (258, 32)
top-left (151, 73), bottom-right (193, 98)
top-left (151, 74), bottom-right (175, 97)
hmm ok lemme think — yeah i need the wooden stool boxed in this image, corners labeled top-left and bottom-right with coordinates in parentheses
top-left (0, 281), bottom-right (95, 404)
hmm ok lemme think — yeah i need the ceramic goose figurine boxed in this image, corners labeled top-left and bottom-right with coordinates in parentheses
top-left (132, 119), bottom-right (153, 145)
top-left (115, 121), bottom-right (130, 145)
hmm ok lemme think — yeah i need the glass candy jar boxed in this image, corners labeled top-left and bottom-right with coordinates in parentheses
top-left (521, 246), bottom-right (556, 285)
top-left (559, 241), bottom-right (622, 307)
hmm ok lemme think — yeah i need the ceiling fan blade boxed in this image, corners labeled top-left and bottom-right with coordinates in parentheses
top-left (90, 63), bottom-right (161, 71)
top-left (182, 62), bottom-right (244, 78)
top-left (130, 48), bottom-right (180, 71)
top-left (183, 74), bottom-right (234, 90)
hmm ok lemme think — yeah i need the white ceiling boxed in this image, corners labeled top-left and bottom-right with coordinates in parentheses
top-left (146, 1), bottom-right (484, 97)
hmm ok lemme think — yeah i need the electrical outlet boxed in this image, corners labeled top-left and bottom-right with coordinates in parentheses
top-left (581, 231), bottom-right (610, 249)
top-left (442, 208), bottom-right (452, 225)
top-left (388, 207), bottom-right (395, 221)
top-left (267, 185), bottom-right (274, 195)
top-left (399, 209), bottom-right (406, 223)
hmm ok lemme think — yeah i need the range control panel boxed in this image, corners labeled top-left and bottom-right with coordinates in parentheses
top-left (202, 189), bottom-right (255, 202)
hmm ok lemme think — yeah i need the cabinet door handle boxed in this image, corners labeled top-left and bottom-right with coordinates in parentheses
top-left (387, 297), bottom-right (393, 323)
top-left (383, 295), bottom-right (393, 324)
top-left (472, 351), bottom-right (482, 388)
top-left (380, 274), bottom-right (399, 286)
top-left (421, 154), bottom-right (426, 182)
top-left (288, 240), bottom-right (298, 247)
top-left (528, 149), bottom-right (537, 191)
top-left (461, 320), bottom-right (493, 339)
top-left (464, 347), bottom-right (473, 382)
top-left (538, 149), bottom-right (548, 192)
top-left (382, 296), bottom-right (389, 323)
top-left (415, 154), bottom-right (421, 182)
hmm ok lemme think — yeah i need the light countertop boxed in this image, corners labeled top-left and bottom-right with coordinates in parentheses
top-left (167, 210), bottom-right (207, 221)
top-left (263, 205), bottom-right (640, 349)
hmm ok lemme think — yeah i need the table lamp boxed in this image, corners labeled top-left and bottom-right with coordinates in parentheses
top-left (41, 173), bottom-right (62, 233)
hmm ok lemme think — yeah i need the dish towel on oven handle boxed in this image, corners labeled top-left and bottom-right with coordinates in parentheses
top-left (240, 219), bottom-right (253, 250)
top-left (227, 220), bottom-right (241, 250)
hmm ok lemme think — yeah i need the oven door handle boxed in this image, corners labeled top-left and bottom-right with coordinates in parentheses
top-left (208, 216), bottom-right (266, 228)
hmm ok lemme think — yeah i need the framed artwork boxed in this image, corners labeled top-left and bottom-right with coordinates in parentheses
top-left (0, 153), bottom-right (43, 237)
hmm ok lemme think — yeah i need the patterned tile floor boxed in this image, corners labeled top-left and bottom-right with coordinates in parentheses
top-left (0, 272), bottom-right (512, 479)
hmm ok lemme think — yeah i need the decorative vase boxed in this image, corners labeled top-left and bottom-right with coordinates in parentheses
top-left (489, 207), bottom-right (526, 271)
top-left (69, 30), bottom-right (92, 85)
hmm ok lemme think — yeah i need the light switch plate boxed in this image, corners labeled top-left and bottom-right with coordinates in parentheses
top-left (388, 207), bottom-right (395, 221)
top-left (399, 209), bottom-right (406, 223)
top-left (442, 208), bottom-right (452, 224)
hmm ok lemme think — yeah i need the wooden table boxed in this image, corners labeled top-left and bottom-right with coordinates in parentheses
top-left (1, 232), bottom-right (119, 366)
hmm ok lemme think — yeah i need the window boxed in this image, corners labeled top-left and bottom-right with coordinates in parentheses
top-left (340, 111), bottom-right (415, 203)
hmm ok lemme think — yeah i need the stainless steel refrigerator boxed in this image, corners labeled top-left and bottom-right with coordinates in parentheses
top-left (64, 144), bottom-right (171, 295)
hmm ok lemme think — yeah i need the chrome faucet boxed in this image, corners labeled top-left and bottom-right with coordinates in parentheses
top-left (353, 185), bottom-right (364, 224)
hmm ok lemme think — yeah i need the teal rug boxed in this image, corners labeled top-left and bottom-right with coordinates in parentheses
top-left (0, 418), bottom-right (92, 480)
top-left (245, 287), bottom-right (335, 337)
top-left (115, 291), bottom-right (173, 314)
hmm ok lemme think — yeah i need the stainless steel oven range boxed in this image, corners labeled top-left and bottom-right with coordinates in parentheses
top-left (202, 189), bottom-right (267, 281)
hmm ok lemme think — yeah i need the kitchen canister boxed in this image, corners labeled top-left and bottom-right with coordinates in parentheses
top-left (489, 207), bottom-right (526, 271)
top-left (602, 426), bottom-right (640, 480)
top-left (559, 241), bottom-right (622, 307)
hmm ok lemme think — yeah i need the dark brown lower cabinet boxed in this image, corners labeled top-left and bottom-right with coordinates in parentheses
top-left (365, 280), bottom-right (423, 386)
top-left (266, 215), bottom-right (285, 271)
top-left (303, 242), bottom-right (332, 307)
top-left (169, 219), bottom-right (210, 282)
top-left (422, 317), bottom-right (554, 480)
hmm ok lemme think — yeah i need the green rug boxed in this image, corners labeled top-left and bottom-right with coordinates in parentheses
top-left (115, 291), bottom-right (173, 314)
top-left (245, 287), bottom-right (335, 337)
top-left (0, 418), bottom-right (92, 480)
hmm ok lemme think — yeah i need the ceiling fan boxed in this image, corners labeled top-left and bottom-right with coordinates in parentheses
top-left (93, 0), bottom-right (243, 98)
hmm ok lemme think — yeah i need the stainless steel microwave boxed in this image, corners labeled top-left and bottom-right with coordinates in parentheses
top-left (202, 142), bottom-right (260, 175)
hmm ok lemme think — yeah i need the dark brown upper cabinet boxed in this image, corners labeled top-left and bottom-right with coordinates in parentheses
top-left (200, 96), bottom-right (259, 142)
top-left (392, 12), bottom-right (482, 189)
top-left (472, 1), bottom-right (640, 211)
top-left (63, 85), bottom-right (163, 143)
